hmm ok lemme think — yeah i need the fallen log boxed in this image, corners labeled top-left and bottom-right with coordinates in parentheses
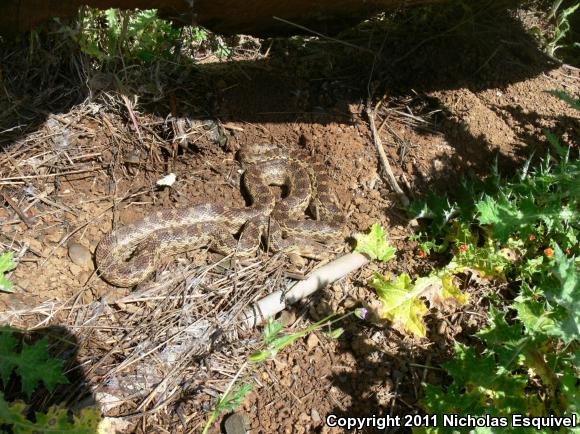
top-left (1, 0), bottom-right (450, 37)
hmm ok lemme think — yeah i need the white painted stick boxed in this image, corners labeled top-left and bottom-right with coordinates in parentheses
top-left (241, 252), bottom-right (370, 328)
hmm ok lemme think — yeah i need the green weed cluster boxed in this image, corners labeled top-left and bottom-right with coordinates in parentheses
top-left (0, 329), bottom-right (100, 433)
top-left (410, 92), bottom-right (578, 431)
top-left (546, 0), bottom-right (580, 60)
top-left (202, 314), bottom-right (347, 433)
top-left (56, 8), bottom-right (231, 64)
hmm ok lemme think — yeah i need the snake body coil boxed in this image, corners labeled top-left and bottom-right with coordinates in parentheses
top-left (95, 144), bottom-right (344, 287)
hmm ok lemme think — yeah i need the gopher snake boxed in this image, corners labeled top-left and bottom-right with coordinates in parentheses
top-left (95, 143), bottom-right (344, 287)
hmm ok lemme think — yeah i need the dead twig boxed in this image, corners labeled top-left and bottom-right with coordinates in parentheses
top-left (0, 189), bottom-right (33, 228)
top-left (365, 98), bottom-right (410, 207)
top-left (272, 16), bottom-right (376, 55)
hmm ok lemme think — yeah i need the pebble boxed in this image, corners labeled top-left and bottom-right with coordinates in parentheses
top-left (26, 238), bottom-right (42, 252)
top-left (311, 409), bottom-right (321, 423)
top-left (357, 202), bottom-right (371, 214)
top-left (278, 310), bottom-right (296, 327)
top-left (224, 412), bottom-right (249, 434)
top-left (306, 333), bottom-right (319, 349)
top-left (343, 297), bottom-right (357, 309)
top-left (69, 263), bottom-right (82, 276)
top-left (67, 242), bottom-right (92, 268)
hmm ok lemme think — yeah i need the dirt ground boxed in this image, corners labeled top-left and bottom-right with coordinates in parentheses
top-left (0, 4), bottom-right (579, 433)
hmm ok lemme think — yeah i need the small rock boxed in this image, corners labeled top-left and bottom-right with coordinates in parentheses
top-left (357, 202), bottom-right (371, 214)
top-left (224, 412), bottom-right (249, 434)
top-left (69, 263), bottom-right (82, 276)
top-left (343, 297), bottom-right (357, 309)
top-left (278, 310), bottom-right (296, 327)
top-left (306, 333), bottom-right (319, 349)
top-left (274, 359), bottom-right (288, 372)
top-left (26, 238), bottom-right (42, 252)
top-left (408, 219), bottom-right (420, 228)
top-left (44, 231), bottom-right (62, 244)
top-left (311, 409), bottom-right (321, 423)
top-left (67, 242), bottom-right (92, 268)
top-left (78, 272), bottom-right (90, 285)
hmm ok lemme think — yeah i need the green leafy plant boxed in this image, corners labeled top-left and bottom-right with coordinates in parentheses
top-left (0, 394), bottom-right (100, 434)
top-left (415, 91), bottom-right (579, 431)
top-left (546, 0), bottom-right (580, 57)
top-left (0, 330), bottom-right (100, 433)
top-left (201, 380), bottom-right (254, 434)
top-left (354, 222), bottom-right (397, 261)
top-left (367, 271), bottom-right (468, 337)
top-left (355, 223), bottom-right (468, 336)
top-left (249, 314), bottom-right (345, 363)
top-left (0, 251), bottom-right (17, 293)
top-left (0, 333), bottom-right (68, 397)
top-left (56, 8), bottom-right (183, 62)
top-left (56, 8), bottom-right (235, 65)
top-left (202, 315), bottom-right (347, 433)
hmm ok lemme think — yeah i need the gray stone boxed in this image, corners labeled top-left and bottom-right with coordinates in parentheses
top-left (67, 242), bottom-right (92, 268)
top-left (224, 412), bottom-right (248, 434)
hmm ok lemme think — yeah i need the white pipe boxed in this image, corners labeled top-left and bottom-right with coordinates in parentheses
top-left (241, 252), bottom-right (370, 328)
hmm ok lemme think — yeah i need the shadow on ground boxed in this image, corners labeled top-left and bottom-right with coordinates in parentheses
top-left (0, 325), bottom-right (98, 431)
top-left (0, 4), bottom-right (571, 431)
top-left (0, 1), bottom-right (564, 188)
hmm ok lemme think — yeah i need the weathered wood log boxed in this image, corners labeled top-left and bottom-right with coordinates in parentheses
top-left (0, 0), bottom-right (449, 37)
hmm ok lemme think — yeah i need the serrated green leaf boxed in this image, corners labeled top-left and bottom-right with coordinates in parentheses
top-left (443, 343), bottom-right (497, 388)
top-left (425, 344), bottom-right (532, 417)
top-left (0, 392), bottom-right (100, 434)
top-left (371, 272), bottom-right (468, 337)
top-left (477, 194), bottom-right (548, 242)
top-left (0, 252), bottom-right (16, 274)
top-left (354, 223), bottom-right (396, 261)
top-left (513, 299), bottom-right (557, 336)
top-left (262, 319), bottom-right (285, 346)
top-left (0, 332), bottom-right (18, 386)
top-left (543, 246), bottom-right (579, 343)
top-left (371, 273), bottom-right (429, 337)
top-left (0, 337), bottom-right (69, 397)
top-left (19, 338), bottom-right (68, 397)
top-left (0, 276), bottom-right (15, 293)
top-left (478, 307), bottom-right (524, 345)
top-left (477, 307), bottom-right (531, 369)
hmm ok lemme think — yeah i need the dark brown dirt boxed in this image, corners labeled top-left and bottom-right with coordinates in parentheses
top-left (1, 3), bottom-right (579, 433)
